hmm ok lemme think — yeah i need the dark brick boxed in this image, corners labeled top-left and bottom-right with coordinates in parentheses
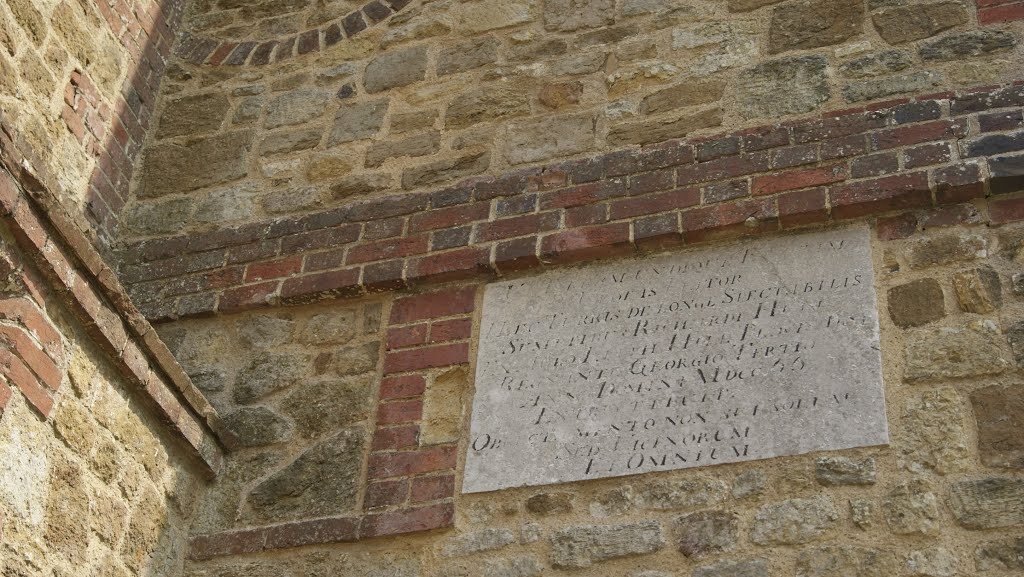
top-left (343, 11), bottom-right (367, 36)
top-left (363, 260), bottom-right (406, 292)
top-left (851, 152), bottom-right (899, 178)
top-left (365, 480), bottom-right (409, 509)
top-left (409, 202), bottom-right (489, 233)
top-left (431, 185), bottom-right (473, 208)
top-left (346, 194), bottom-right (429, 222)
top-left (390, 286), bottom-right (476, 324)
top-left (979, 110), bottom-right (1024, 133)
top-left (363, 0), bottom-right (392, 22)
top-left (264, 517), bottom-right (358, 550)
top-left (704, 179), bottom-right (750, 204)
top-left (677, 152), bottom-right (770, 186)
top-left (411, 475), bottom-right (455, 503)
top-left (565, 203), bottom-right (609, 227)
top-left (770, 144), bottom-right (819, 169)
top-left (609, 188), bottom-right (700, 220)
top-left (876, 213), bottom-right (918, 240)
top-left (904, 142), bottom-right (953, 168)
top-left (891, 100), bottom-right (942, 125)
top-left (696, 136), bottom-right (741, 161)
top-left (778, 187), bottom-right (828, 228)
top-left (279, 268), bottom-right (361, 303)
top-left (379, 375), bottom-right (427, 399)
top-left (495, 194), bottom-right (537, 217)
top-left (830, 173), bottom-right (931, 220)
top-left (934, 162), bottom-right (985, 204)
top-left (540, 179), bottom-right (628, 209)
top-left (872, 119), bottom-right (967, 150)
top-left (347, 235), bottom-right (428, 265)
top-left (681, 197), bottom-right (778, 243)
top-left (739, 126), bottom-right (791, 151)
top-left (494, 237), bottom-right (540, 273)
top-left (963, 131), bottom-right (1024, 158)
top-left (384, 343), bottom-right (470, 374)
top-left (633, 213), bottom-right (681, 251)
top-left (541, 223), bottom-right (633, 264)
top-left (431, 226), bottom-right (471, 251)
top-left (361, 503), bottom-right (455, 538)
top-left (475, 213), bottom-right (559, 242)
top-left (628, 170), bottom-right (675, 195)
top-left (989, 154), bottom-right (1024, 195)
top-left (372, 424), bottom-right (419, 451)
top-left (407, 247), bottom-right (491, 285)
top-left (753, 164), bottom-right (847, 195)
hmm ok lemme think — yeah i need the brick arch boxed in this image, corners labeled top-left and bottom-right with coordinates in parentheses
top-left (173, 0), bottom-right (412, 66)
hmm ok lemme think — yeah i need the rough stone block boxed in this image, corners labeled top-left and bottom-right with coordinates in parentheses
top-left (156, 92), bottom-right (230, 139)
top-left (693, 558), bottom-right (769, 577)
top-left (364, 46), bottom-right (428, 93)
top-left (549, 521), bottom-right (664, 568)
top-left (871, 2), bottom-right (968, 45)
top-left (839, 50), bottom-right (913, 79)
top-left (919, 30), bottom-right (1018, 61)
top-left (443, 528), bottom-right (516, 557)
top-left (504, 113), bottom-right (596, 165)
top-left (674, 510), bottom-right (738, 557)
top-left (281, 376), bottom-right (371, 439)
top-left (797, 545), bottom-right (897, 577)
top-left (768, 0), bottom-right (864, 53)
top-left (751, 497), bottom-right (839, 545)
top-left (949, 477), bottom-right (1024, 529)
top-left (899, 387), bottom-right (971, 474)
top-left (140, 131), bottom-right (252, 197)
top-left (544, 0), bottom-right (614, 31)
top-left (975, 537), bottom-right (1024, 571)
top-left (887, 278), bottom-right (945, 328)
top-left (328, 99), bottom-right (388, 145)
top-left (264, 89), bottom-right (331, 129)
top-left (883, 479), bottom-right (941, 535)
top-left (971, 385), bottom-right (1024, 469)
top-left (446, 88), bottom-right (530, 130)
top-left (439, 36), bottom-right (499, 75)
top-left (953, 266), bottom-right (1002, 313)
top-left (815, 456), bottom-right (877, 486)
top-left (907, 233), bottom-right (987, 269)
top-left (907, 547), bottom-right (958, 577)
top-left (526, 492), bottom-right (574, 516)
top-left (903, 321), bottom-right (1010, 383)
top-left (221, 407), bottom-right (292, 447)
top-left (736, 56), bottom-right (829, 119)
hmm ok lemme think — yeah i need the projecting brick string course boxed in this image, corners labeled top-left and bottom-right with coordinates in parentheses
top-left (119, 81), bottom-right (1024, 321)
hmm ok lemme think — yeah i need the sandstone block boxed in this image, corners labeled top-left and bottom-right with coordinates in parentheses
top-left (1006, 320), bottom-right (1024, 366)
top-left (839, 50), bottom-right (913, 78)
top-left (907, 233), bottom-right (987, 268)
top-left (550, 521), bottom-right (664, 568)
top-left (453, 0), bottom-right (537, 34)
top-left (949, 477), bottom-right (1024, 529)
top-left (482, 555), bottom-right (543, 577)
top-left (402, 152), bottom-right (490, 190)
top-left (733, 470), bottom-right (767, 498)
top-left (751, 497), bottom-right (839, 545)
top-left (330, 174), bottom-right (393, 200)
top-left (850, 499), bottom-right (876, 529)
top-left (907, 547), bottom-right (958, 577)
top-left (328, 99), bottom-right (388, 145)
top-left (736, 56), bottom-right (829, 119)
top-left (156, 92), bottom-right (230, 139)
top-left (247, 428), bottom-right (364, 521)
top-left (443, 528), bottom-right (516, 557)
top-left (422, 367), bottom-right (468, 444)
top-left (900, 387), bottom-right (971, 474)
top-left (140, 131), bottom-right (251, 197)
top-left (526, 492), bottom-right (574, 515)
top-left (305, 154), bottom-right (353, 182)
top-left (608, 108), bottom-right (723, 145)
top-left (364, 46), bottom-right (428, 93)
top-left (439, 37), bottom-right (499, 76)
top-left (504, 113), bottom-right (596, 165)
top-left (366, 132), bottom-right (441, 168)
top-left (887, 278), bottom-right (945, 328)
top-left (796, 545), bottom-right (897, 577)
top-left (315, 342), bottom-right (380, 376)
top-left (299, 308), bottom-right (359, 344)
top-left (544, 0), bottom-right (614, 31)
top-left (674, 510), bottom-right (738, 557)
top-left (953, 266), bottom-right (1002, 313)
top-left (234, 351), bottom-right (311, 404)
top-left (920, 30), bottom-right (1018, 61)
top-left (281, 376), bottom-right (371, 439)
top-left (538, 82), bottom-right (583, 110)
top-left (872, 2), bottom-right (968, 45)
top-left (260, 127), bottom-right (322, 156)
top-left (975, 537), bottom-right (1024, 571)
top-left (768, 0), bottom-right (864, 54)
top-left (883, 479), bottom-right (941, 535)
top-left (264, 89), bottom-right (331, 129)
top-left (903, 321), bottom-right (1010, 382)
top-left (222, 406), bottom-right (292, 447)
top-left (815, 456), bottom-right (877, 486)
top-left (694, 558), bottom-right (769, 577)
top-left (842, 71), bottom-right (940, 103)
top-left (380, 15), bottom-right (451, 49)
top-left (123, 197), bottom-right (194, 236)
top-left (637, 478), bottom-right (728, 511)
top-left (446, 88), bottom-right (530, 130)
top-left (727, 0), bottom-right (784, 11)
top-left (971, 385), bottom-right (1024, 469)
top-left (233, 97), bottom-right (264, 125)
top-left (640, 80), bottom-right (725, 116)
top-left (1012, 272), bottom-right (1024, 296)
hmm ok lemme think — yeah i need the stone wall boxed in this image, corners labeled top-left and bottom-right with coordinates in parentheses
top-left (123, 0), bottom-right (1024, 244)
top-left (170, 214), bottom-right (1024, 576)
top-left (0, 0), bottom-right (185, 249)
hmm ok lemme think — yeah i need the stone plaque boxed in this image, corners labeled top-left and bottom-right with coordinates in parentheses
top-left (464, 226), bottom-right (887, 493)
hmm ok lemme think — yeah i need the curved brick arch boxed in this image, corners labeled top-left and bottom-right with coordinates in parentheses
top-left (173, 0), bottom-right (412, 66)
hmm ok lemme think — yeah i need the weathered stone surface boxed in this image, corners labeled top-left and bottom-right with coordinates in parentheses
top-left (264, 89), bottom-right (331, 129)
top-left (1007, 320), bottom-right (1024, 367)
top-left (315, 342), bottom-right (380, 376)
top-left (640, 80), bottom-right (725, 116)
top-left (672, 21), bottom-right (759, 76)
top-left (815, 456), bottom-right (877, 486)
top-left (453, 0), bottom-right (537, 34)
top-left (949, 477), bottom-right (1024, 529)
top-left (482, 555), bottom-right (543, 577)
top-left (305, 153), bottom-right (353, 182)
top-left (839, 50), bottom-right (913, 78)
top-left (887, 278), bottom-right (945, 328)
top-left (140, 131), bottom-right (251, 197)
top-left (971, 385), bottom-right (1024, 469)
top-left (298, 308), bottom-right (359, 344)
top-left (694, 558), bottom-right (770, 577)
top-left (234, 351), bottom-right (311, 404)
top-left (550, 521), bottom-right (664, 568)
top-left (122, 197), bottom-right (194, 235)
top-left (908, 233), bottom-right (987, 268)
top-left (157, 92), bottom-right (230, 139)
top-left (439, 37), bottom-right (499, 75)
top-left (751, 497), bottom-right (839, 545)
top-left (884, 479), bottom-right (941, 535)
top-left (328, 99), bottom-right (388, 145)
top-left (330, 174), bottom-right (393, 200)
top-left (45, 453), bottom-right (91, 565)
top-left (237, 315), bottom-right (294, 348)
top-left (538, 82), bottom-right (583, 110)
top-left (768, 0), bottom-right (864, 54)
top-left (392, 110), bottom-right (439, 133)
top-left (365, 132), bottom-right (442, 168)
top-left (850, 499), bottom-right (876, 529)
top-left (380, 15), bottom-right (452, 49)
top-left (444, 528), bottom-right (516, 557)
top-left (526, 492), bottom-right (574, 516)
top-left (364, 46), bottom-right (428, 93)
top-left (233, 97), bottom-right (264, 125)
top-left (446, 88), bottom-right (530, 130)
top-left (907, 547), bottom-right (958, 577)
top-left (975, 537), bottom-right (1024, 571)
top-left (222, 407), bottom-right (292, 447)
top-left (591, 487), bottom-right (634, 517)
top-left (675, 510), bottom-right (738, 557)
top-left (952, 266), bottom-right (1002, 314)
top-left (422, 367), bottom-right (469, 444)
top-left (247, 428), bottom-right (364, 521)
top-left (872, 2), bottom-right (968, 45)
top-left (636, 479), bottom-right (728, 511)
top-left (903, 321), bottom-right (1010, 383)
top-left (504, 113), bottom-right (596, 165)
top-left (281, 377), bottom-right (371, 439)
top-left (544, 0), bottom-right (614, 31)
top-left (920, 30), bottom-right (1018, 61)
top-left (899, 387), bottom-right (971, 474)
top-left (796, 545), bottom-right (897, 577)
top-left (608, 107), bottom-right (724, 145)
top-left (733, 470), bottom-right (767, 498)
top-left (520, 523), bottom-right (542, 544)
top-left (402, 152), bottom-right (490, 190)
top-left (260, 127), bottom-right (322, 156)
top-left (842, 71), bottom-right (940, 103)
top-left (736, 56), bottom-right (829, 119)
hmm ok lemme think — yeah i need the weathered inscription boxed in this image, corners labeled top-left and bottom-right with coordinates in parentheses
top-left (463, 227), bottom-right (888, 493)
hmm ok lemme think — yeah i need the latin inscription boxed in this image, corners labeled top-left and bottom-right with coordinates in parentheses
top-left (463, 227), bottom-right (887, 493)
